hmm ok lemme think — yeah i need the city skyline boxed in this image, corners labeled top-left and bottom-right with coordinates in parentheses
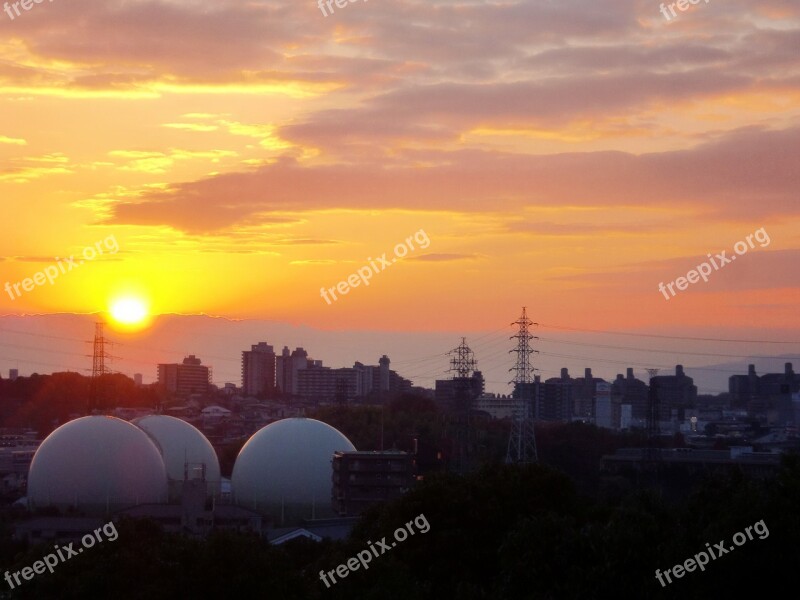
top-left (1, 312), bottom-right (798, 396)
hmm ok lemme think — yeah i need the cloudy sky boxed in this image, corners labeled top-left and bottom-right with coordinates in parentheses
top-left (1, 0), bottom-right (798, 372)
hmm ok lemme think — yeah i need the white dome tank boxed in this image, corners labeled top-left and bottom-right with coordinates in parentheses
top-left (27, 415), bottom-right (168, 512)
top-left (231, 418), bottom-right (355, 514)
top-left (133, 415), bottom-right (221, 501)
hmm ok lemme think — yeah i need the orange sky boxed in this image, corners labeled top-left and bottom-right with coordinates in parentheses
top-left (1, 0), bottom-right (799, 336)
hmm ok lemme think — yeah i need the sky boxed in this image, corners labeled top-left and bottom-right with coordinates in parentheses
top-left (0, 0), bottom-right (799, 391)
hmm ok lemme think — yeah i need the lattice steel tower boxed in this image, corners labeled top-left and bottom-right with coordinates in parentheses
top-left (449, 337), bottom-right (477, 378)
top-left (506, 307), bottom-right (539, 464)
top-left (447, 338), bottom-right (478, 473)
top-left (88, 321), bottom-right (111, 414)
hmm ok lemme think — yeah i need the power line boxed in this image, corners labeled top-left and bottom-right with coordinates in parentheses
top-left (538, 323), bottom-right (800, 344)
top-left (536, 336), bottom-right (800, 360)
top-left (0, 325), bottom-right (239, 364)
top-left (537, 350), bottom-right (747, 374)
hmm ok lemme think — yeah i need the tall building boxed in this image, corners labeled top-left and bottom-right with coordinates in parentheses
top-left (651, 365), bottom-right (697, 421)
top-left (297, 356), bottom-right (412, 402)
top-left (157, 355), bottom-right (211, 396)
top-left (354, 355), bottom-right (411, 398)
top-left (434, 371), bottom-right (484, 412)
top-left (542, 369), bottom-right (576, 422)
top-left (729, 364), bottom-right (761, 408)
top-left (297, 366), bottom-right (359, 401)
top-left (558, 368), bottom-right (606, 420)
top-left (612, 368), bottom-right (648, 424)
top-left (758, 362), bottom-right (800, 396)
top-left (730, 363), bottom-right (800, 424)
top-left (241, 342), bottom-right (277, 397)
top-left (275, 346), bottom-right (313, 397)
top-left (535, 381), bottom-right (572, 422)
top-left (379, 355), bottom-right (390, 392)
top-left (594, 381), bottom-right (621, 429)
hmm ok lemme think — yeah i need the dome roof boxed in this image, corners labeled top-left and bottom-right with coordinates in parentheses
top-left (232, 418), bottom-right (355, 509)
top-left (27, 416), bottom-right (168, 511)
top-left (133, 415), bottom-right (221, 499)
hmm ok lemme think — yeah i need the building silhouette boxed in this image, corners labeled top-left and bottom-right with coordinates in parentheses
top-left (297, 355), bottom-right (411, 402)
top-left (241, 342), bottom-right (277, 396)
top-left (434, 371), bottom-right (484, 412)
top-left (542, 369), bottom-right (576, 422)
top-left (157, 355), bottom-right (210, 396)
top-left (612, 368), bottom-right (649, 423)
top-left (651, 365), bottom-right (697, 421)
top-left (730, 362), bottom-right (800, 425)
top-left (276, 346), bottom-right (314, 397)
top-left (331, 450), bottom-right (414, 516)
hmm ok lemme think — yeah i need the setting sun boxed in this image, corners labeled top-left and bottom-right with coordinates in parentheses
top-left (109, 297), bottom-right (149, 328)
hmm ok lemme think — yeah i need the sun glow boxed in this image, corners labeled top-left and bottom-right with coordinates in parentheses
top-left (109, 297), bottom-right (150, 329)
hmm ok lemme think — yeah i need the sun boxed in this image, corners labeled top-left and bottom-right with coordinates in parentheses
top-left (109, 297), bottom-right (149, 329)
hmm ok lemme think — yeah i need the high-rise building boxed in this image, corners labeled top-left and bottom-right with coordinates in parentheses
top-left (354, 355), bottom-right (411, 398)
top-left (297, 356), bottom-right (412, 402)
top-left (297, 365), bottom-right (358, 401)
top-left (651, 365), bottom-right (697, 421)
top-left (434, 371), bottom-right (484, 412)
top-left (157, 355), bottom-right (211, 396)
top-left (241, 342), bottom-right (277, 397)
top-left (595, 382), bottom-right (619, 429)
top-left (758, 362), bottom-right (800, 396)
top-left (379, 355), bottom-right (390, 392)
top-left (612, 368), bottom-right (648, 424)
top-left (275, 346), bottom-right (313, 397)
top-left (537, 378), bottom-right (573, 422)
top-left (572, 368), bottom-right (607, 420)
top-left (730, 363), bottom-right (800, 424)
top-left (729, 364), bottom-right (761, 408)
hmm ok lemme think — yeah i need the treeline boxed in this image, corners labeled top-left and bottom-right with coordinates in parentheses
top-left (311, 399), bottom-right (648, 490)
top-left (0, 373), bottom-right (160, 437)
top-left (3, 457), bottom-right (799, 599)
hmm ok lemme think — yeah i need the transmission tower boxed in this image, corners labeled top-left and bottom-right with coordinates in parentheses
top-left (448, 338), bottom-right (476, 378)
top-left (88, 321), bottom-right (111, 414)
top-left (506, 307), bottom-right (539, 464)
top-left (446, 338), bottom-right (477, 473)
